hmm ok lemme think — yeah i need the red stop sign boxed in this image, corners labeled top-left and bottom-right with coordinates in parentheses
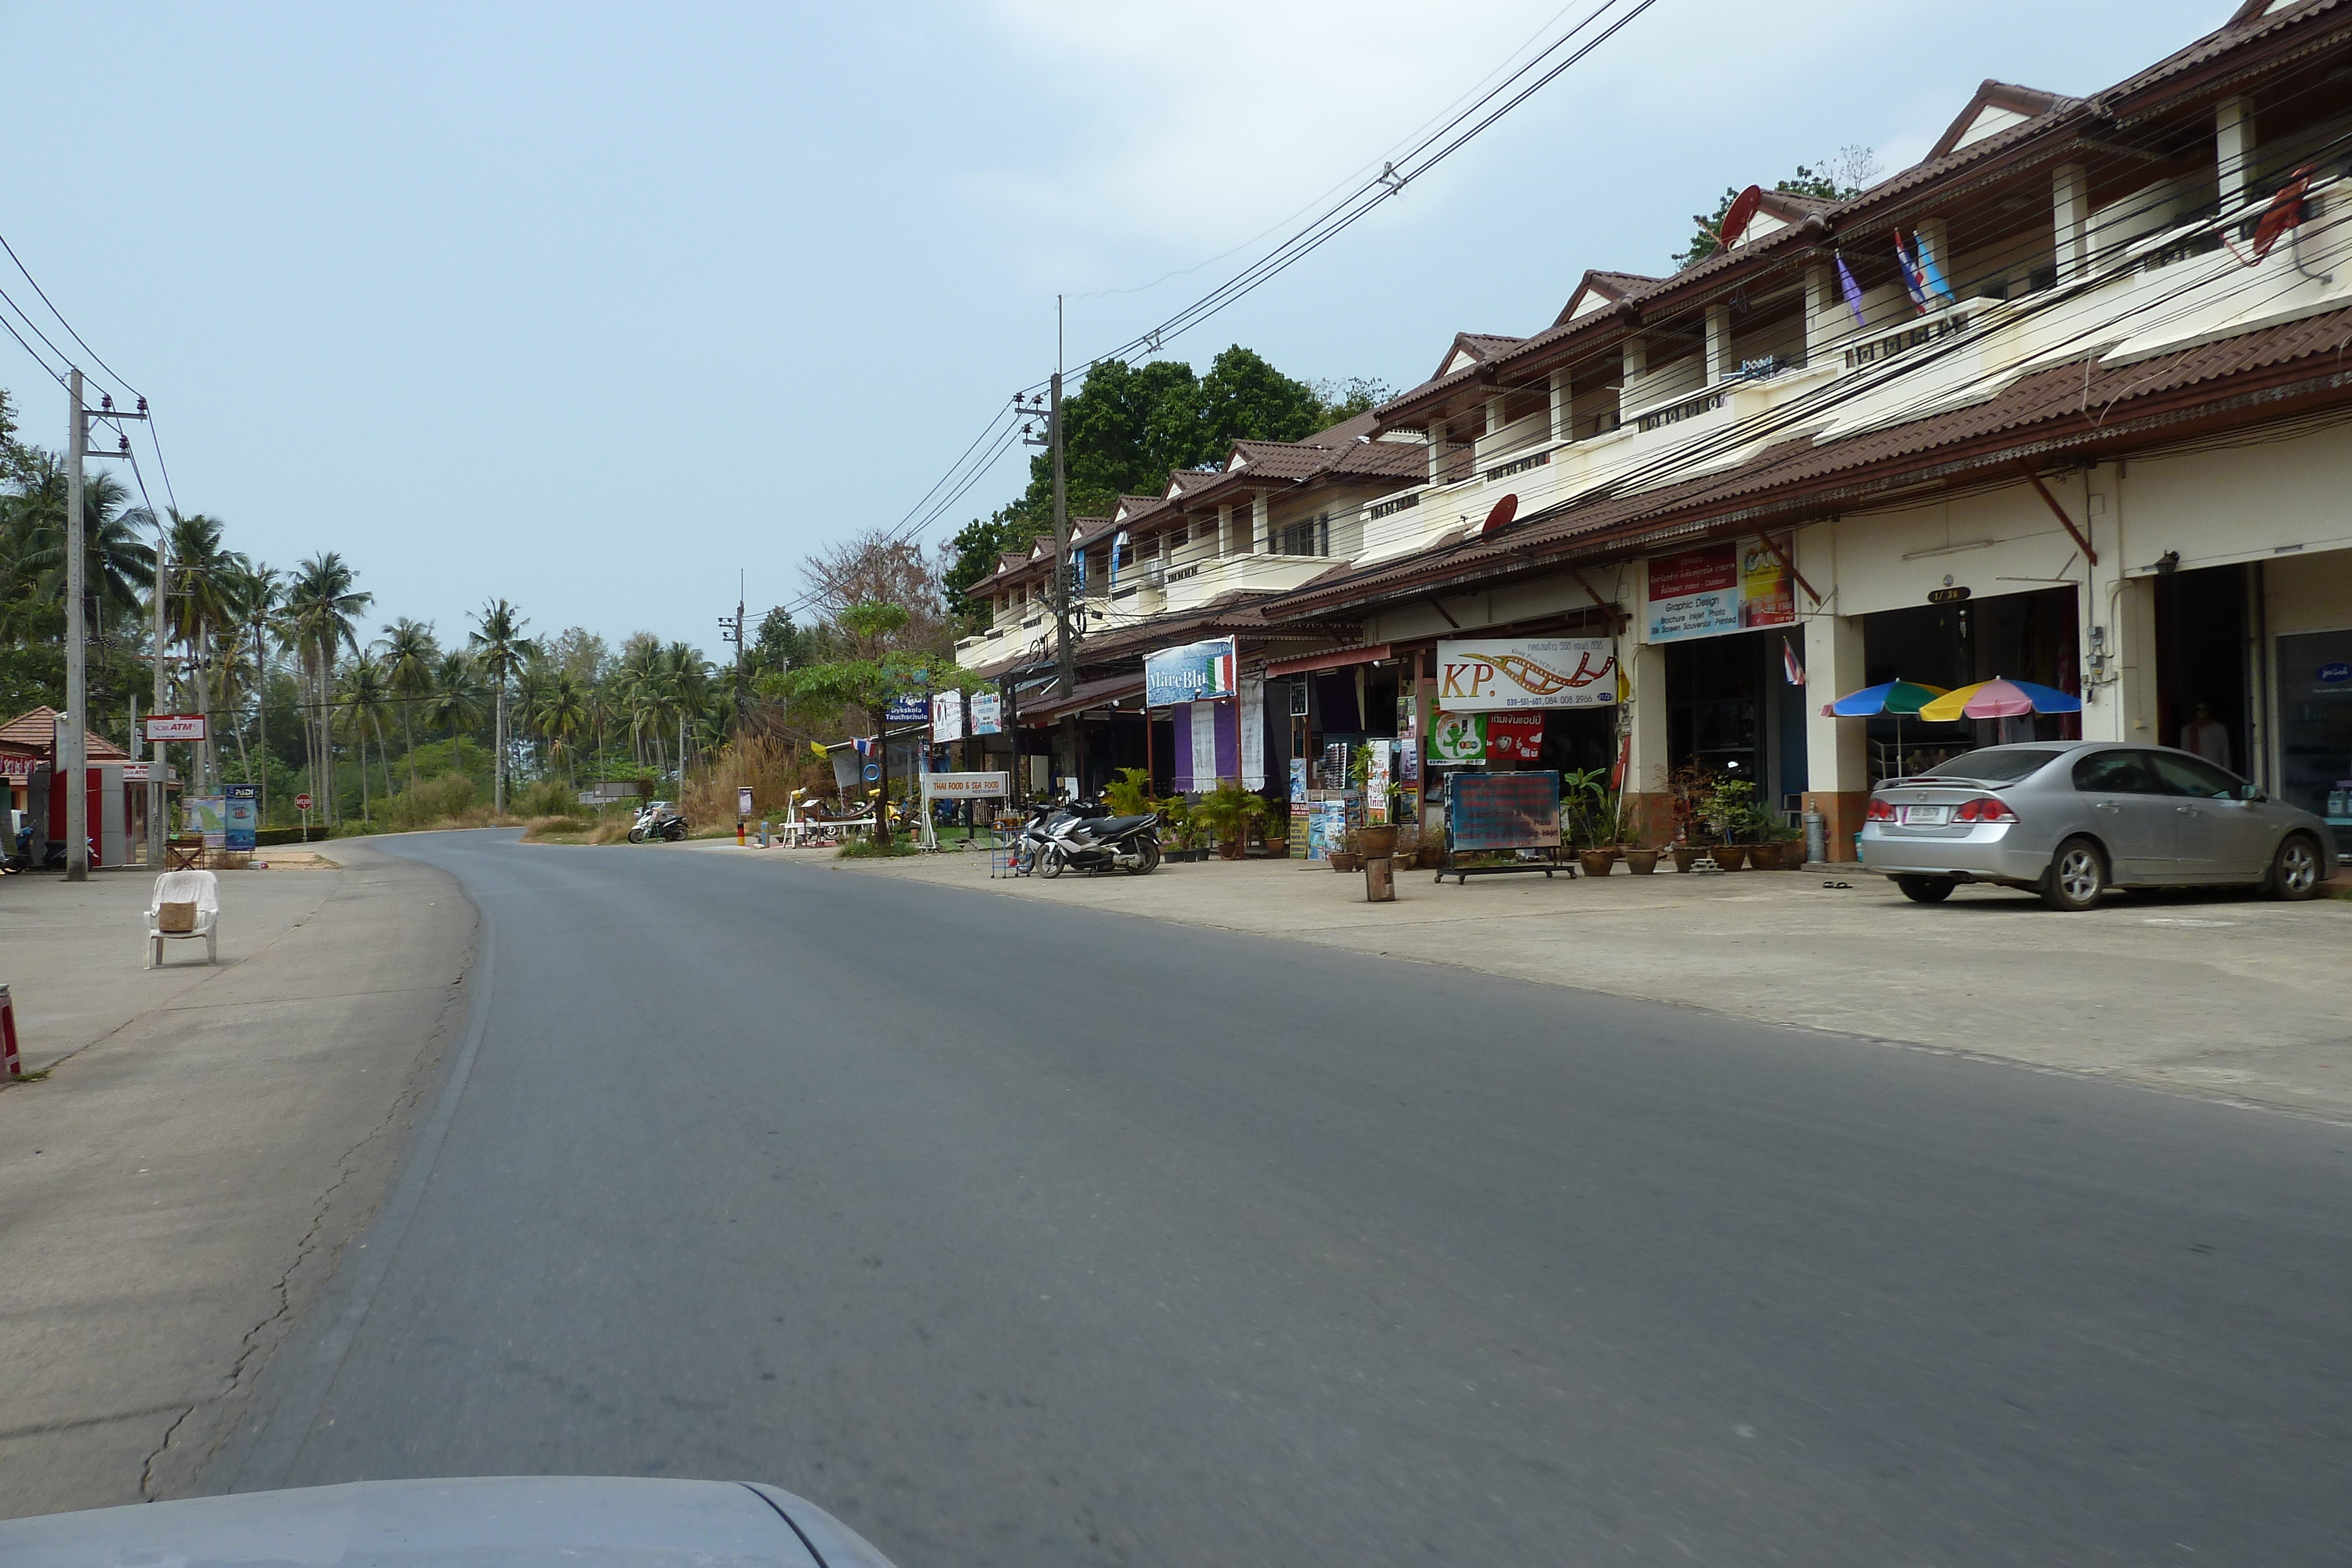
top-left (295, 793), bottom-right (313, 812)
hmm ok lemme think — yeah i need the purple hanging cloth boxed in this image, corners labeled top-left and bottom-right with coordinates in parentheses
top-left (1834, 252), bottom-right (1867, 331)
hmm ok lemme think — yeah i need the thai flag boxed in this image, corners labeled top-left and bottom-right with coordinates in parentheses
top-left (1894, 234), bottom-right (1929, 313)
top-left (1783, 636), bottom-right (1805, 686)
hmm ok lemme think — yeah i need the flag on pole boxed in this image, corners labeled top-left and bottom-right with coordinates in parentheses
top-left (1893, 234), bottom-right (1929, 312)
top-left (1834, 252), bottom-right (1867, 330)
top-left (1915, 235), bottom-right (1956, 306)
top-left (1783, 635), bottom-right (1806, 686)
top-left (1108, 529), bottom-right (1128, 590)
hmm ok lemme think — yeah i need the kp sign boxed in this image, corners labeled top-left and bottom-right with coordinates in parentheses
top-left (1436, 638), bottom-right (1618, 711)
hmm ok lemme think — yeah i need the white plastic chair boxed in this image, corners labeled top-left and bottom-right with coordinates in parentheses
top-left (147, 870), bottom-right (220, 968)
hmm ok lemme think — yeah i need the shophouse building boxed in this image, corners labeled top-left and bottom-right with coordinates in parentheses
top-left (1249, 0), bottom-right (2352, 860)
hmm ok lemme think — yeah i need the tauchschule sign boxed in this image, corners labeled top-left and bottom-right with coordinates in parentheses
top-left (1436, 638), bottom-right (1618, 711)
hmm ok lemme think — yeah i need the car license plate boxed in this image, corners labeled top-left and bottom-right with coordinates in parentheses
top-left (1901, 804), bottom-right (1952, 825)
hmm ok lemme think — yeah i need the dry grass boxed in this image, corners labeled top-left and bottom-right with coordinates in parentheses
top-left (681, 735), bottom-right (832, 824)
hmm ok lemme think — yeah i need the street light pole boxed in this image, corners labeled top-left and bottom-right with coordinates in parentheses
top-left (63, 368), bottom-right (88, 882)
top-left (149, 518), bottom-right (169, 867)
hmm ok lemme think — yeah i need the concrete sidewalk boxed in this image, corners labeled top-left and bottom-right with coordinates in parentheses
top-left (682, 837), bottom-right (2352, 1121)
top-left (0, 842), bottom-right (474, 1519)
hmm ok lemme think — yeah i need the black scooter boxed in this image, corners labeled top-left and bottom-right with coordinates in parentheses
top-left (1031, 798), bottom-right (1161, 878)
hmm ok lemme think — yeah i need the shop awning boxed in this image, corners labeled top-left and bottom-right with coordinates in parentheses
top-left (1027, 674), bottom-right (1147, 723)
top-left (1265, 643), bottom-right (1391, 678)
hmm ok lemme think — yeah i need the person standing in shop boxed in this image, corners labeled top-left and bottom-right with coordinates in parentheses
top-left (2180, 701), bottom-right (2231, 767)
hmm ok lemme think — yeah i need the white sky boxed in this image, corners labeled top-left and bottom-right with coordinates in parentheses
top-left (0, 0), bottom-right (2221, 653)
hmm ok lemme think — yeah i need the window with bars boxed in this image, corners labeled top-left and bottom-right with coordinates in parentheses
top-left (1272, 514), bottom-right (1330, 556)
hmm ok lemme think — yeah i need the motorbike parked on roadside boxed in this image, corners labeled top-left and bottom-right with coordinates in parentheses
top-left (627, 801), bottom-right (690, 843)
top-left (1011, 795), bottom-right (1161, 878)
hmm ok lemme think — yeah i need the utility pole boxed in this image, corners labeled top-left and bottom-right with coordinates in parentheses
top-left (1050, 297), bottom-right (1077, 793)
top-left (149, 514), bottom-right (168, 868)
top-left (63, 369), bottom-right (87, 880)
top-left (717, 572), bottom-right (746, 737)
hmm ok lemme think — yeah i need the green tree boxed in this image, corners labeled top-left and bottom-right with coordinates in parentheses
top-left (468, 597), bottom-right (534, 813)
top-left (380, 616), bottom-right (438, 788)
top-left (425, 650), bottom-right (487, 753)
top-left (338, 651), bottom-right (396, 822)
top-left (281, 553), bottom-right (372, 826)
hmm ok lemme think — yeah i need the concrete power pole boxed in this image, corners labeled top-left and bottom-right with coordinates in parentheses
top-left (63, 369), bottom-right (88, 881)
top-left (1050, 297), bottom-right (1077, 793)
top-left (149, 514), bottom-right (169, 867)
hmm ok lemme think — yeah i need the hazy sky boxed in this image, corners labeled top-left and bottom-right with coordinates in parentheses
top-left (1, 0), bottom-right (2223, 655)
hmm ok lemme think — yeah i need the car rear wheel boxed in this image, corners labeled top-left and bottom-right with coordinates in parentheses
top-left (2042, 837), bottom-right (2108, 911)
top-left (2267, 833), bottom-right (2324, 901)
top-left (1894, 875), bottom-right (1955, 904)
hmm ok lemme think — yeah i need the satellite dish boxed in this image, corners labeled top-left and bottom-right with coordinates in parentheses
top-left (1480, 493), bottom-right (1519, 537)
top-left (1718, 184), bottom-right (1763, 249)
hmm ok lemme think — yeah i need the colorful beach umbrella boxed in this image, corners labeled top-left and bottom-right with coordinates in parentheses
top-left (1916, 677), bottom-right (2083, 723)
top-left (1822, 679), bottom-right (1948, 718)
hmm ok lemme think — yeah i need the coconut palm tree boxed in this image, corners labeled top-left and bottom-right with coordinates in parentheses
top-left (424, 649), bottom-right (487, 761)
top-left (534, 670), bottom-right (589, 786)
top-left (339, 652), bottom-right (395, 821)
top-left (467, 599), bottom-right (534, 813)
top-left (14, 454), bottom-right (152, 637)
top-left (162, 511), bottom-right (239, 793)
top-left (233, 560), bottom-right (283, 812)
top-left (282, 553), bottom-right (372, 824)
top-left (380, 617), bottom-right (437, 789)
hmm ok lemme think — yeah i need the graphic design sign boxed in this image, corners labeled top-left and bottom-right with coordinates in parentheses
top-left (1646, 533), bottom-right (1795, 642)
top-left (1436, 639), bottom-right (1618, 711)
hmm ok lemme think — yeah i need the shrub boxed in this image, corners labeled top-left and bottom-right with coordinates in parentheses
top-left (836, 836), bottom-right (917, 859)
top-left (512, 778), bottom-right (582, 819)
top-left (386, 773), bottom-right (478, 830)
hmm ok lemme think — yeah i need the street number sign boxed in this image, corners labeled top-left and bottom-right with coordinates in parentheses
top-left (295, 793), bottom-right (313, 812)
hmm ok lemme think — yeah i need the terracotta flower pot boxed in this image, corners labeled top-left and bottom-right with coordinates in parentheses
top-left (1712, 844), bottom-right (1749, 871)
top-left (1576, 849), bottom-right (1618, 878)
top-left (1331, 852), bottom-right (1361, 872)
top-left (1358, 825), bottom-right (1400, 860)
top-left (1623, 849), bottom-right (1661, 875)
top-left (1750, 841), bottom-right (1788, 870)
top-left (1671, 845), bottom-right (1701, 873)
top-left (1220, 839), bottom-right (1245, 860)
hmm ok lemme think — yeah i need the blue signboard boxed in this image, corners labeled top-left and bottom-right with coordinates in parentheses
top-left (224, 782), bottom-right (260, 852)
top-left (1143, 637), bottom-right (1237, 708)
top-left (884, 693), bottom-right (928, 721)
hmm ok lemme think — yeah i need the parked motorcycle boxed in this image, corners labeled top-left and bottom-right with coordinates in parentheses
top-left (1021, 797), bottom-right (1161, 878)
top-left (627, 801), bottom-right (690, 843)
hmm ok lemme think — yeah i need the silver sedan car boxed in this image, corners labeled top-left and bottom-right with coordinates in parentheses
top-left (1860, 740), bottom-right (2338, 910)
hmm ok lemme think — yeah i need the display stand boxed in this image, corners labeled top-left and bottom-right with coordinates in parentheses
top-left (1436, 770), bottom-right (1566, 884)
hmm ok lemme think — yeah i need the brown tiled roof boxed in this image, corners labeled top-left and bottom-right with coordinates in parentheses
top-left (1273, 307), bottom-right (2352, 618)
top-left (0, 706), bottom-right (131, 760)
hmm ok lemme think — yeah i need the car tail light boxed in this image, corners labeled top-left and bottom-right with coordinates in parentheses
top-left (1866, 797), bottom-right (1896, 821)
top-left (1956, 796), bottom-right (2016, 823)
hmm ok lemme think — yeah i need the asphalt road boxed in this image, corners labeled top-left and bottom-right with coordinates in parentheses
top-left (216, 831), bottom-right (2352, 1566)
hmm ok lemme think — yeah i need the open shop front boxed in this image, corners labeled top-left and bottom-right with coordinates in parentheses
top-left (1423, 634), bottom-right (1620, 866)
top-left (1859, 584), bottom-right (2080, 781)
top-left (1267, 644), bottom-right (1404, 863)
top-left (1643, 533), bottom-right (1808, 837)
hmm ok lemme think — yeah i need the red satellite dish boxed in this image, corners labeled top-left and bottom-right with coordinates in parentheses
top-left (1480, 493), bottom-right (1519, 537)
top-left (1718, 184), bottom-right (1763, 249)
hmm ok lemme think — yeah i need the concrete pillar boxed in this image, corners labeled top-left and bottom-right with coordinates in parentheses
top-left (1484, 394), bottom-right (1506, 462)
top-left (1622, 337), bottom-right (1646, 408)
top-left (1548, 369), bottom-right (1571, 443)
top-left (1805, 263), bottom-right (1840, 362)
top-left (1803, 608), bottom-right (1869, 863)
top-left (1622, 638), bottom-right (1672, 844)
top-left (1251, 490), bottom-right (1269, 553)
top-left (2217, 96), bottom-right (2253, 213)
top-left (2053, 163), bottom-right (2090, 280)
top-left (1215, 502), bottom-right (1232, 559)
top-left (1428, 417), bottom-right (1448, 483)
top-left (1706, 303), bottom-right (1730, 383)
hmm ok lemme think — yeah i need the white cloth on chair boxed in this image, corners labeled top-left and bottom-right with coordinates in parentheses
top-left (147, 869), bottom-right (221, 967)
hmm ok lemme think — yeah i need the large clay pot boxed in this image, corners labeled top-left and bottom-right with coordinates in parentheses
top-left (1577, 849), bottom-right (1618, 878)
top-left (1748, 841), bottom-right (1783, 870)
top-left (1671, 845), bottom-right (1702, 873)
top-left (1358, 825), bottom-right (1400, 860)
top-left (1330, 851), bottom-right (1361, 872)
top-left (1623, 848), bottom-right (1661, 875)
top-left (1713, 843), bottom-right (1749, 871)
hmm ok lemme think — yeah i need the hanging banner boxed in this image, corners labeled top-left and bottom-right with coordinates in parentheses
top-left (1188, 700), bottom-right (1218, 788)
top-left (1144, 637), bottom-right (1237, 707)
top-left (1646, 533), bottom-right (1795, 642)
top-left (1435, 638), bottom-right (1618, 711)
top-left (968, 691), bottom-right (1003, 735)
top-left (1238, 680), bottom-right (1265, 790)
top-left (931, 690), bottom-right (964, 743)
top-left (1484, 712), bottom-right (1544, 763)
top-left (1365, 739), bottom-right (1392, 824)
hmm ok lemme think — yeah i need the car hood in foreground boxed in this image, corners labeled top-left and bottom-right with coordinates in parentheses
top-left (0, 1477), bottom-right (895, 1568)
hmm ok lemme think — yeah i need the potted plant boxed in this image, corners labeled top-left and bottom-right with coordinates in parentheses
top-left (1158, 795), bottom-right (1198, 861)
top-left (1623, 844), bottom-right (1661, 874)
top-left (1193, 778), bottom-right (1268, 861)
top-left (1329, 825), bottom-right (1362, 872)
